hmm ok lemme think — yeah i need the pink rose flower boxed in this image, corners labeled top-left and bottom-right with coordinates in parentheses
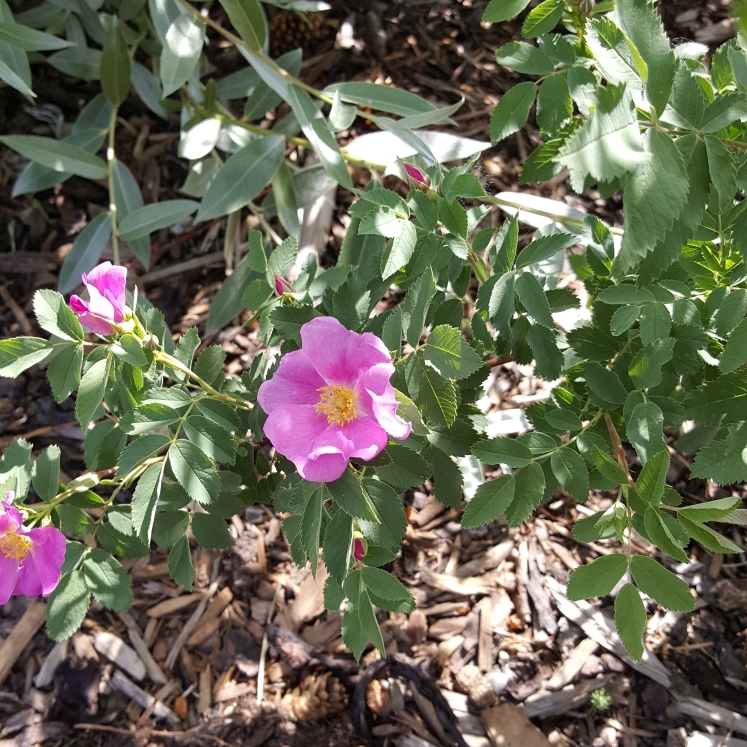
top-left (69, 261), bottom-right (128, 336)
top-left (353, 538), bottom-right (365, 562)
top-left (258, 316), bottom-right (411, 482)
top-left (0, 495), bottom-right (66, 605)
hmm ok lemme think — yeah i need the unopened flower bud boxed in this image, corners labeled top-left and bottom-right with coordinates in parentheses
top-left (274, 275), bottom-right (293, 296)
top-left (353, 537), bottom-right (365, 561)
top-left (404, 163), bottom-right (430, 189)
top-left (142, 332), bottom-right (159, 351)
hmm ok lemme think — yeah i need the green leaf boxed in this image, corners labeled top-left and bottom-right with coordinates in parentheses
top-left (120, 403), bottom-right (180, 435)
top-left (495, 41), bottom-right (554, 75)
top-left (644, 506), bottom-right (689, 563)
top-left (527, 324), bottom-right (563, 381)
top-left (408, 190), bottom-right (437, 230)
top-left (206, 251), bottom-right (261, 334)
top-left (168, 535), bottom-right (195, 590)
top-left (160, 14), bottom-right (203, 96)
top-left (217, 0), bottom-right (264, 51)
top-left (358, 479), bottom-right (406, 550)
top-left (0, 135), bottom-right (107, 180)
top-left (472, 437), bottom-right (532, 467)
top-left (118, 200), bottom-right (199, 241)
top-left (195, 398), bottom-right (241, 432)
top-left (635, 449), bottom-right (669, 505)
top-left (333, 277), bottom-right (370, 331)
top-left (286, 84), bottom-right (352, 190)
top-left (0, 56), bottom-right (34, 101)
top-left (46, 570), bottom-right (90, 641)
top-left (322, 510), bottom-right (353, 586)
top-left (483, 0), bottom-right (531, 23)
top-left (32, 444), bottom-right (60, 501)
top-left (551, 447), bottom-right (589, 503)
top-left (537, 73), bottom-right (572, 135)
top-left (480, 272), bottom-right (516, 332)
top-left (56, 505), bottom-right (94, 536)
top-left (567, 553), bottom-right (628, 600)
top-left (83, 548), bottom-right (133, 611)
top-left (591, 445), bottom-right (628, 485)
top-left (111, 334), bottom-right (148, 367)
top-left (58, 213), bottom-right (113, 296)
top-left (131, 462), bottom-right (163, 544)
top-left (678, 496), bottom-right (741, 523)
top-left (522, 0), bottom-right (563, 37)
top-left (614, 582), bottom-right (647, 661)
top-left (628, 337), bottom-right (675, 391)
top-left (584, 362), bottom-right (628, 405)
top-left (429, 449), bottom-right (463, 508)
top-left (691, 425), bottom-right (747, 484)
top-left (0, 21), bottom-right (70, 51)
top-left (405, 350), bottom-right (457, 428)
top-left (76, 357), bottom-right (110, 430)
top-left (375, 445), bottom-right (431, 492)
top-left (516, 233), bottom-right (577, 270)
top-left (33, 290), bottom-right (83, 343)
top-left (585, 16), bottom-right (644, 92)
top-left (616, 129), bottom-right (689, 273)
top-left (268, 304), bottom-right (322, 344)
top-left (627, 401), bottom-right (666, 465)
top-left (462, 473), bottom-right (515, 528)
top-left (301, 482), bottom-right (324, 577)
top-left (678, 514), bottom-right (742, 553)
top-left (116, 434), bottom-right (169, 477)
top-left (424, 325), bottom-right (482, 381)
top-left (48, 48), bottom-right (102, 82)
top-left (686, 371), bottom-right (747, 425)
top-left (558, 85), bottom-right (647, 183)
top-left (506, 461), bottom-right (545, 526)
top-left (381, 221), bottom-right (417, 279)
top-left (266, 235), bottom-right (298, 286)
top-left (192, 513), bottom-right (233, 549)
top-left (101, 21), bottom-right (130, 106)
top-left (515, 273), bottom-right (553, 327)
top-left (0, 337), bottom-right (52, 378)
top-left (153, 511), bottom-right (190, 548)
top-left (629, 556), bottom-right (694, 612)
top-left (326, 82), bottom-right (440, 118)
top-left (183, 415), bottom-right (235, 465)
top-left (639, 303), bottom-right (672, 346)
top-left (700, 92), bottom-right (747, 133)
top-left (720, 317), bottom-right (747, 374)
top-left (196, 136), bottom-right (285, 222)
top-left (402, 270), bottom-right (437, 348)
top-left (328, 469), bottom-right (379, 522)
top-left (489, 82), bottom-right (536, 144)
top-left (341, 570), bottom-right (385, 659)
top-left (715, 289), bottom-right (747, 337)
top-left (361, 566), bottom-right (415, 611)
top-left (169, 439), bottom-right (221, 505)
top-left (615, 0), bottom-right (675, 115)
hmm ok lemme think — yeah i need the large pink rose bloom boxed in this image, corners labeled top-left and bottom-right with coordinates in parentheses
top-left (0, 495), bottom-right (66, 604)
top-left (258, 316), bottom-right (411, 482)
top-left (69, 261), bottom-right (127, 336)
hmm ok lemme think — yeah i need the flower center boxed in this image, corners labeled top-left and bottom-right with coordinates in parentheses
top-left (0, 531), bottom-right (31, 561)
top-left (316, 385), bottom-right (358, 427)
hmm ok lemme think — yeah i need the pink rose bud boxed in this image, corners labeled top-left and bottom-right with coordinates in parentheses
top-left (69, 261), bottom-right (128, 336)
top-left (404, 163), bottom-right (428, 187)
top-left (274, 275), bottom-right (293, 296)
top-left (0, 498), bottom-right (66, 604)
top-left (353, 538), bottom-right (365, 561)
top-left (258, 316), bottom-right (411, 483)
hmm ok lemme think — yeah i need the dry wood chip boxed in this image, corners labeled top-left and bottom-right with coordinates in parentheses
top-left (0, 722), bottom-right (66, 747)
top-left (483, 703), bottom-right (552, 747)
top-left (429, 617), bottom-right (470, 641)
top-left (456, 540), bottom-right (514, 578)
top-left (0, 601), bottom-right (46, 687)
top-left (198, 664), bottom-right (212, 715)
top-left (117, 612), bottom-right (168, 685)
top-left (110, 670), bottom-right (180, 724)
top-left (187, 587), bottom-right (234, 647)
top-left (420, 568), bottom-right (495, 596)
top-left (33, 641), bottom-right (67, 690)
top-left (677, 696), bottom-right (747, 737)
top-left (147, 592), bottom-right (205, 618)
top-left (286, 565), bottom-right (327, 632)
top-left (687, 733), bottom-right (747, 747)
top-left (522, 676), bottom-right (612, 720)
top-left (546, 638), bottom-right (600, 691)
top-left (93, 632), bottom-right (147, 681)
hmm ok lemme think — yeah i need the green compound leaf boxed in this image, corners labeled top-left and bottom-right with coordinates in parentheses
top-left (489, 82), bottom-right (536, 144)
top-left (33, 289), bottom-right (83, 342)
top-left (169, 439), bottom-right (221, 505)
top-left (567, 553), bottom-right (627, 600)
top-left (551, 447), bottom-right (589, 503)
top-left (168, 535), bottom-right (195, 591)
top-left (0, 337), bottom-right (52, 378)
top-left (614, 582), bottom-right (647, 661)
top-left (506, 461), bottom-right (545, 527)
top-left (627, 401), bottom-right (666, 465)
top-left (462, 474), bottom-right (515, 528)
top-left (630, 556), bottom-right (694, 612)
top-left (83, 548), bottom-right (133, 611)
top-left (690, 424), bottom-right (747, 485)
top-left (472, 437), bottom-right (533, 468)
top-left (405, 349), bottom-right (457, 429)
top-left (322, 509), bottom-right (354, 586)
top-left (76, 357), bottom-right (110, 431)
top-left (47, 569), bottom-right (90, 641)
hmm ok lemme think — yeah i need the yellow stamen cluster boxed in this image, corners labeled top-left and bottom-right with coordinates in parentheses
top-left (316, 385), bottom-right (358, 427)
top-left (0, 531), bottom-right (31, 561)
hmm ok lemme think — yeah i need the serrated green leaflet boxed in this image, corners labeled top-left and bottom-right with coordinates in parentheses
top-left (690, 425), bottom-right (747, 484)
top-left (483, 0), bottom-right (531, 23)
top-left (614, 583), bottom-right (646, 661)
top-left (567, 554), bottom-right (627, 600)
top-left (627, 402), bottom-right (666, 465)
top-left (322, 510), bottom-right (354, 586)
top-left (405, 350), bottom-right (457, 428)
top-left (550, 447), bottom-right (589, 502)
top-left (0, 337), bottom-right (52, 378)
top-left (630, 556), bottom-right (694, 612)
top-left (76, 357), bottom-right (110, 430)
top-left (490, 82), bottom-right (536, 144)
top-left (635, 449), bottom-right (669, 505)
top-left (168, 535), bottom-right (195, 590)
top-left (506, 461), bottom-right (545, 526)
top-left (46, 570), bottom-right (90, 641)
top-left (424, 325), bottom-right (483, 380)
top-left (83, 548), bottom-right (133, 611)
top-left (169, 439), bottom-right (220, 505)
top-left (462, 474), bottom-right (515, 528)
top-left (33, 289), bottom-right (83, 342)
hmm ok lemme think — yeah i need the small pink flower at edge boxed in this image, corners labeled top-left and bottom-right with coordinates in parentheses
top-left (403, 163), bottom-right (428, 186)
top-left (353, 538), bottom-right (365, 562)
top-left (257, 316), bottom-right (411, 483)
top-left (274, 275), bottom-right (293, 297)
top-left (0, 495), bottom-right (66, 605)
top-left (69, 261), bottom-right (128, 336)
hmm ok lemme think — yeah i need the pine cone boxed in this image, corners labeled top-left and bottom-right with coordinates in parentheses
top-left (280, 671), bottom-right (348, 721)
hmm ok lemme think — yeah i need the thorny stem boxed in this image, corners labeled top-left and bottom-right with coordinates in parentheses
top-left (107, 105), bottom-right (120, 266)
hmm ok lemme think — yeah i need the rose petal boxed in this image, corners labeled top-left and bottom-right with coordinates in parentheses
top-left (0, 555), bottom-right (20, 605)
top-left (0, 502), bottom-right (23, 534)
top-left (263, 403), bottom-right (331, 467)
top-left (84, 262), bottom-right (127, 315)
top-left (25, 527), bottom-right (66, 597)
top-left (301, 452), bottom-right (349, 482)
top-left (338, 416), bottom-right (388, 461)
top-left (257, 350), bottom-right (325, 415)
top-left (86, 284), bottom-right (122, 325)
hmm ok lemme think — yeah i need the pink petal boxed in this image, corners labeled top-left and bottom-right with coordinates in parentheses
top-left (300, 317), bottom-right (391, 386)
top-left (358, 363), bottom-right (411, 440)
top-left (21, 527), bottom-right (66, 597)
top-left (263, 403), bottom-right (331, 467)
top-left (0, 555), bottom-right (20, 605)
top-left (69, 296), bottom-right (89, 314)
top-left (74, 312), bottom-right (116, 336)
top-left (353, 538), bottom-right (364, 561)
top-left (84, 262), bottom-right (127, 315)
top-left (257, 350), bottom-right (326, 415)
top-left (0, 501), bottom-right (23, 533)
top-left (404, 163), bottom-right (427, 184)
top-left (301, 452), bottom-right (349, 482)
top-left (339, 416), bottom-right (388, 461)
top-left (86, 284), bottom-right (122, 324)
